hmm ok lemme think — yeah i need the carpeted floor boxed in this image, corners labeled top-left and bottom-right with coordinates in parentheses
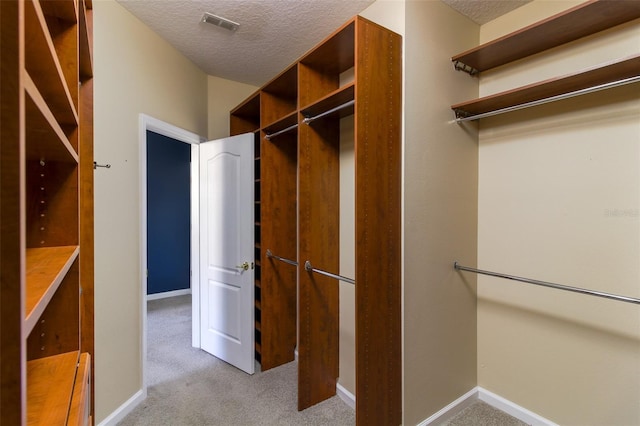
top-left (117, 295), bottom-right (355, 425)
top-left (118, 294), bottom-right (527, 426)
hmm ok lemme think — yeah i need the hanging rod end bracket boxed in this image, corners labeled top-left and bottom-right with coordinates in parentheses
top-left (304, 260), bottom-right (312, 272)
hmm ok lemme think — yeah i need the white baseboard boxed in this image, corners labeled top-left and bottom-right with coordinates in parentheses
top-left (478, 387), bottom-right (558, 426)
top-left (336, 382), bottom-right (356, 410)
top-left (417, 387), bottom-right (478, 425)
top-left (417, 386), bottom-right (557, 426)
top-left (146, 288), bottom-right (191, 301)
top-left (96, 389), bottom-right (145, 426)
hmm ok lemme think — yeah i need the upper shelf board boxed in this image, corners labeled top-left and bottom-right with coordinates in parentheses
top-left (451, 55), bottom-right (640, 121)
top-left (451, 0), bottom-right (640, 75)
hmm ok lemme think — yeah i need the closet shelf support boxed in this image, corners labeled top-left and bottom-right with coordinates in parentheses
top-left (454, 262), bottom-right (640, 305)
top-left (266, 249), bottom-right (298, 266)
top-left (303, 100), bottom-right (355, 125)
top-left (454, 75), bottom-right (640, 122)
top-left (304, 261), bottom-right (355, 285)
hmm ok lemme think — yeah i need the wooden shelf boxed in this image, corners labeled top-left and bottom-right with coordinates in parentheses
top-left (451, 0), bottom-right (640, 75)
top-left (79, 2), bottom-right (93, 81)
top-left (24, 0), bottom-right (78, 127)
top-left (67, 353), bottom-right (91, 426)
top-left (451, 55), bottom-right (640, 120)
top-left (300, 83), bottom-right (355, 120)
top-left (27, 351), bottom-right (79, 426)
top-left (25, 246), bottom-right (79, 334)
top-left (39, 0), bottom-right (78, 23)
top-left (25, 72), bottom-right (79, 162)
top-left (262, 111), bottom-right (298, 138)
top-left (261, 65), bottom-right (298, 126)
top-left (230, 92), bottom-right (260, 135)
top-left (3, 0), bottom-right (94, 422)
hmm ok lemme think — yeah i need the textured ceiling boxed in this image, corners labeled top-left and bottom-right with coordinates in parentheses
top-left (117, 0), bottom-right (374, 86)
top-left (117, 0), bottom-right (531, 87)
top-left (441, 0), bottom-right (532, 25)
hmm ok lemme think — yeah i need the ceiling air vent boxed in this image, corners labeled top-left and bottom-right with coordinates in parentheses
top-left (201, 12), bottom-right (239, 32)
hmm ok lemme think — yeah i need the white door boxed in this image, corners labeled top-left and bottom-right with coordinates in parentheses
top-left (199, 133), bottom-right (255, 374)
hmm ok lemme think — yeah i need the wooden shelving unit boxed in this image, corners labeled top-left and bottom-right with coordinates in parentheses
top-left (451, 0), bottom-right (640, 75)
top-left (451, 0), bottom-right (640, 121)
top-left (1, 0), bottom-right (94, 423)
top-left (230, 15), bottom-right (401, 425)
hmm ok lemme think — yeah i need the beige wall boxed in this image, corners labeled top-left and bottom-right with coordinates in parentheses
top-left (207, 76), bottom-right (258, 140)
top-left (477, 2), bottom-right (640, 425)
top-left (403, 1), bottom-right (479, 424)
top-left (93, 1), bottom-right (208, 422)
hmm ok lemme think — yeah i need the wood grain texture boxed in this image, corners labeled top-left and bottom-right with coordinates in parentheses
top-left (354, 17), bottom-right (402, 426)
top-left (25, 159), bottom-right (79, 248)
top-left (26, 351), bottom-right (78, 425)
top-left (297, 113), bottom-right (340, 410)
top-left (24, 0), bottom-right (78, 126)
top-left (261, 65), bottom-right (297, 127)
top-left (230, 93), bottom-right (260, 135)
top-left (1, 1), bottom-right (25, 423)
top-left (24, 246), bottom-right (79, 332)
top-left (67, 352), bottom-right (90, 426)
top-left (79, 73), bottom-right (94, 419)
top-left (259, 131), bottom-right (298, 371)
top-left (451, 0), bottom-right (640, 73)
top-left (27, 257), bottom-right (80, 360)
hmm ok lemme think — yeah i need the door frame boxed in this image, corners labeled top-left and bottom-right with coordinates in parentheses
top-left (138, 114), bottom-right (204, 395)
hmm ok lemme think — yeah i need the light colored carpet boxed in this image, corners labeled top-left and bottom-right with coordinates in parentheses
top-left (118, 294), bottom-right (527, 426)
top-left (117, 295), bottom-right (355, 425)
top-left (442, 401), bottom-right (530, 426)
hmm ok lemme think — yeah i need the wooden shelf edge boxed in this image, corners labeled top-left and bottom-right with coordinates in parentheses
top-left (299, 83), bottom-right (355, 118)
top-left (27, 351), bottom-right (80, 426)
top-left (24, 71), bottom-right (79, 163)
top-left (262, 111), bottom-right (298, 136)
top-left (79, 2), bottom-right (93, 81)
top-left (230, 91), bottom-right (260, 117)
top-left (38, 0), bottom-right (78, 23)
top-left (26, 0), bottom-right (79, 126)
top-left (451, 0), bottom-right (640, 74)
top-left (67, 353), bottom-right (90, 426)
top-left (25, 246), bottom-right (80, 334)
top-left (451, 55), bottom-right (640, 119)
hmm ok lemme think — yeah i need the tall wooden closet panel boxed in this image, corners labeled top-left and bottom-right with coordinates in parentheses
top-left (259, 129), bottom-right (298, 370)
top-left (354, 20), bottom-right (402, 425)
top-left (0, 0), bottom-right (94, 423)
top-left (297, 118), bottom-right (340, 409)
top-left (230, 15), bottom-right (401, 425)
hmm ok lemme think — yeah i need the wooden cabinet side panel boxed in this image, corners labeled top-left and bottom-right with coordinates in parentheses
top-left (297, 120), bottom-right (340, 410)
top-left (354, 18), bottom-right (402, 426)
top-left (260, 132), bottom-right (298, 371)
top-left (1, 1), bottom-right (25, 423)
top-left (79, 76), bottom-right (94, 420)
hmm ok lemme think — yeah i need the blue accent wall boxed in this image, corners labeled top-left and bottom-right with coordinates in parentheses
top-left (147, 131), bottom-right (191, 295)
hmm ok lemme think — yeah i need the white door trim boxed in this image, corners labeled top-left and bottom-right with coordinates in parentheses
top-left (138, 114), bottom-right (205, 396)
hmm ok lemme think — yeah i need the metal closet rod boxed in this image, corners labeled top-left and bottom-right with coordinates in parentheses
top-left (303, 100), bottom-right (355, 125)
top-left (264, 123), bottom-right (298, 141)
top-left (455, 75), bottom-right (640, 122)
top-left (304, 261), bottom-right (355, 285)
top-left (266, 249), bottom-right (298, 266)
top-left (454, 262), bottom-right (640, 305)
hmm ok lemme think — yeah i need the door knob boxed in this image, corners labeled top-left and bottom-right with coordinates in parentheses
top-left (236, 261), bottom-right (250, 271)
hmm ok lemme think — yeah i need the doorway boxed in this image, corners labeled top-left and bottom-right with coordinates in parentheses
top-left (146, 131), bottom-right (191, 298)
top-left (139, 114), bottom-right (202, 394)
